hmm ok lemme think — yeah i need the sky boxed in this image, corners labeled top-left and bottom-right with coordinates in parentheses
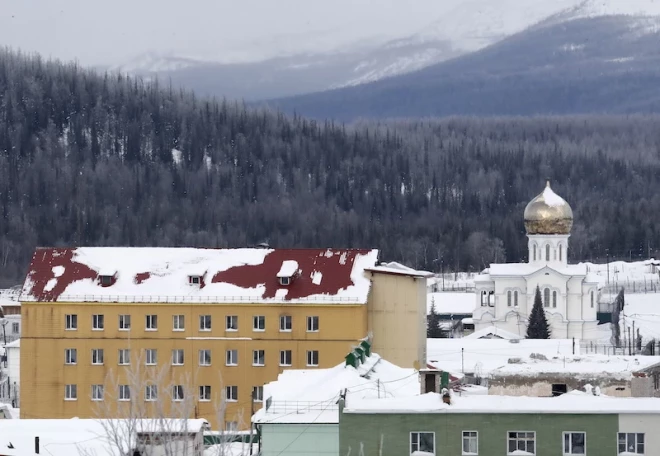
top-left (0, 0), bottom-right (454, 66)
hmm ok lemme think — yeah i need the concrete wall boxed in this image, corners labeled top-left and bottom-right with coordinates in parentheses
top-left (619, 413), bottom-right (660, 456)
top-left (340, 410), bottom-right (619, 456)
top-left (261, 423), bottom-right (338, 456)
top-left (488, 374), bottom-right (635, 398)
top-left (367, 273), bottom-right (426, 369)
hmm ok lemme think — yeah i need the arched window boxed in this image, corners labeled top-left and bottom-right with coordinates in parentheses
top-left (544, 288), bottom-right (550, 307)
top-left (488, 291), bottom-right (495, 307)
top-left (545, 244), bottom-right (550, 261)
top-left (481, 291), bottom-right (488, 307)
top-left (533, 244), bottom-right (537, 261)
top-left (514, 291), bottom-right (519, 307)
top-left (590, 291), bottom-right (594, 308)
top-left (552, 290), bottom-right (557, 308)
top-left (507, 290), bottom-right (512, 307)
top-left (559, 244), bottom-right (563, 262)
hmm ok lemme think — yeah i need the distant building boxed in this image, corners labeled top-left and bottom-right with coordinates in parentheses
top-left (19, 247), bottom-right (428, 429)
top-left (0, 289), bottom-right (21, 344)
top-left (473, 181), bottom-right (602, 339)
top-left (0, 339), bottom-right (19, 407)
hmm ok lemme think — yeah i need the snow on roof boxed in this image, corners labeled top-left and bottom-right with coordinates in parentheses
top-left (427, 292), bottom-right (475, 315)
top-left (542, 184), bottom-right (567, 208)
top-left (343, 390), bottom-right (660, 415)
top-left (20, 248), bottom-right (379, 304)
top-left (487, 263), bottom-right (590, 278)
top-left (0, 419), bottom-right (209, 456)
top-left (277, 260), bottom-right (299, 278)
top-left (427, 337), bottom-right (574, 375)
top-left (365, 261), bottom-right (433, 278)
top-left (253, 353), bottom-right (418, 424)
top-left (0, 288), bottom-right (21, 307)
top-left (490, 354), bottom-right (660, 378)
top-left (464, 326), bottom-right (521, 340)
top-left (3, 339), bottom-right (19, 348)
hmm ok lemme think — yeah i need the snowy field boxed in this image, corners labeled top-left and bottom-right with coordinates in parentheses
top-left (427, 292), bottom-right (475, 315)
top-left (621, 293), bottom-right (660, 342)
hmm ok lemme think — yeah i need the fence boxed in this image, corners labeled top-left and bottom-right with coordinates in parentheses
top-left (599, 280), bottom-right (660, 295)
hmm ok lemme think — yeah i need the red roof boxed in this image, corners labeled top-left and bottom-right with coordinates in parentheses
top-left (21, 247), bottom-right (380, 303)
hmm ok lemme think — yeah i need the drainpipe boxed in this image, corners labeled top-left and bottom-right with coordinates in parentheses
top-left (35, 436), bottom-right (40, 454)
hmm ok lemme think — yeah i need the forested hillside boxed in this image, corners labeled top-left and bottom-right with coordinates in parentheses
top-left (1, 49), bottom-right (660, 286)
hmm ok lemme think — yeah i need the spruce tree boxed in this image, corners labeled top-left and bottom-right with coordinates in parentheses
top-left (427, 298), bottom-right (443, 338)
top-left (526, 286), bottom-right (551, 339)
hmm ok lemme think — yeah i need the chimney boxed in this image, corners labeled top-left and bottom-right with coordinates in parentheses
top-left (442, 388), bottom-right (451, 405)
top-left (35, 436), bottom-right (40, 454)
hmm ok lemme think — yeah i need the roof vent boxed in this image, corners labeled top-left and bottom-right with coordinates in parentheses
top-left (277, 260), bottom-right (299, 286)
top-left (188, 275), bottom-right (202, 286)
top-left (98, 271), bottom-right (117, 287)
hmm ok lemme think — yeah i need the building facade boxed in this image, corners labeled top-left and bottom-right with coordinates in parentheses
top-left (0, 339), bottom-right (19, 407)
top-left (473, 181), bottom-right (601, 339)
top-left (19, 247), bottom-right (427, 429)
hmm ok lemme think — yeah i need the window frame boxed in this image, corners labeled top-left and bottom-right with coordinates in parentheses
top-left (65, 314), bottom-right (78, 330)
top-left (171, 349), bottom-right (184, 366)
top-left (199, 315), bottom-right (212, 331)
top-left (226, 349), bottom-right (238, 366)
top-left (173, 314), bottom-right (185, 331)
top-left (280, 349), bottom-right (292, 366)
top-left (507, 290), bottom-right (512, 307)
top-left (91, 348), bottom-right (104, 365)
top-left (410, 431), bottom-right (435, 455)
top-left (226, 315), bottom-right (238, 331)
top-left (225, 421), bottom-right (238, 432)
top-left (145, 348), bottom-right (157, 365)
top-left (306, 350), bottom-right (319, 367)
top-left (64, 384), bottom-right (77, 401)
top-left (172, 385), bottom-right (185, 402)
top-left (306, 316), bottom-right (319, 332)
top-left (145, 314), bottom-right (158, 331)
top-left (118, 348), bottom-right (130, 366)
top-left (544, 288), bottom-right (550, 308)
top-left (563, 431), bottom-right (586, 455)
top-left (92, 314), bottom-right (105, 331)
top-left (279, 315), bottom-right (292, 332)
top-left (253, 386), bottom-right (264, 402)
top-left (252, 349), bottom-right (265, 366)
top-left (119, 314), bottom-right (131, 331)
top-left (546, 244), bottom-right (550, 261)
top-left (199, 349), bottom-right (212, 366)
top-left (11, 322), bottom-right (19, 334)
top-left (514, 290), bottom-right (519, 307)
top-left (553, 290), bottom-right (558, 308)
top-left (618, 432), bottom-right (644, 455)
top-left (145, 384), bottom-right (158, 401)
top-left (91, 384), bottom-right (104, 401)
top-left (118, 384), bottom-right (131, 401)
top-left (462, 430), bottom-right (478, 455)
top-left (199, 385), bottom-right (211, 402)
top-left (507, 431), bottom-right (536, 455)
top-left (253, 315), bottom-right (265, 332)
top-left (65, 348), bottom-right (77, 365)
top-left (225, 385), bottom-right (238, 402)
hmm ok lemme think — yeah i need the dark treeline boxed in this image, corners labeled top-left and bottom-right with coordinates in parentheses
top-left (1, 49), bottom-right (660, 286)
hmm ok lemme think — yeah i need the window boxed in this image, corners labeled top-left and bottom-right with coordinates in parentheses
top-left (618, 433), bottom-right (644, 454)
top-left (508, 432), bottom-right (535, 455)
top-left (119, 385), bottom-right (131, 401)
top-left (507, 290), bottom-right (512, 307)
top-left (546, 244), bottom-right (550, 261)
top-left (411, 432), bottom-right (435, 455)
top-left (92, 314), bottom-right (104, 330)
top-left (65, 348), bottom-right (77, 365)
top-left (11, 322), bottom-right (19, 334)
top-left (199, 349), bottom-right (211, 366)
top-left (590, 291), bottom-right (594, 308)
top-left (226, 349), bottom-right (238, 366)
top-left (306, 316), bottom-right (319, 332)
top-left (199, 385), bottom-right (211, 401)
top-left (199, 315), bottom-right (211, 331)
top-left (280, 350), bottom-right (292, 366)
top-left (488, 291), bottom-right (494, 307)
top-left (119, 314), bottom-right (131, 330)
top-left (253, 386), bottom-right (263, 402)
top-left (145, 384), bottom-right (157, 401)
top-left (280, 315), bottom-right (292, 332)
top-left (173, 314), bottom-right (185, 331)
top-left (253, 350), bottom-right (265, 366)
top-left (65, 384), bottom-right (77, 400)
top-left (145, 349), bottom-right (157, 365)
top-left (559, 244), bottom-right (563, 261)
top-left (514, 291), bottom-right (519, 307)
top-left (552, 383), bottom-right (568, 396)
top-left (226, 315), bottom-right (238, 331)
top-left (118, 349), bottom-right (130, 365)
top-left (99, 275), bottom-right (113, 286)
top-left (172, 385), bottom-right (184, 401)
top-left (65, 314), bottom-right (78, 330)
top-left (544, 288), bottom-right (550, 308)
top-left (172, 349), bottom-right (184, 365)
top-left (279, 276), bottom-right (290, 286)
top-left (91, 384), bottom-right (104, 401)
top-left (189, 275), bottom-right (201, 285)
top-left (146, 314), bottom-right (158, 330)
top-left (225, 385), bottom-right (238, 402)
top-left (462, 431), bottom-right (478, 455)
top-left (480, 291), bottom-right (488, 307)
top-left (92, 348), bottom-right (104, 365)
top-left (307, 350), bottom-right (319, 367)
top-left (226, 421), bottom-right (238, 432)
top-left (533, 244), bottom-right (537, 261)
top-left (553, 290), bottom-right (557, 308)
top-left (253, 315), bottom-right (265, 331)
top-left (563, 432), bottom-right (586, 455)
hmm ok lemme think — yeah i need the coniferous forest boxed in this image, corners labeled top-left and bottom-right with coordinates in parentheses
top-left (1, 49), bottom-right (660, 286)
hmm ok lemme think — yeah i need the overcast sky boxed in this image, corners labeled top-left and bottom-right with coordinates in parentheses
top-left (0, 0), bottom-right (450, 66)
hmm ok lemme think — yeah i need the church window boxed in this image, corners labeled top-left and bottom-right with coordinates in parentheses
top-left (533, 245), bottom-right (537, 261)
top-left (559, 244), bottom-right (563, 262)
top-left (590, 291), bottom-right (594, 308)
top-left (544, 288), bottom-right (550, 307)
top-left (488, 291), bottom-right (495, 307)
top-left (552, 291), bottom-right (557, 308)
top-left (545, 244), bottom-right (550, 261)
top-left (514, 291), bottom-right (519, 307)
top-left (507, 290), bottom-right (512, 307)
top-left (481, 291), bottom-right (488, 307)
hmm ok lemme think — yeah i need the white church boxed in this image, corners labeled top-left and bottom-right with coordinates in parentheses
top-left (472, 181), bottom-right (601, 340)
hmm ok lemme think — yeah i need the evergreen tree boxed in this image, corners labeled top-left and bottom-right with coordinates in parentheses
top-left (612, 288), bottom-right (625, 347)
top-left (526, 286), bottom-right (551, 339)
top-left (427, 298), bottom-right (443, 338)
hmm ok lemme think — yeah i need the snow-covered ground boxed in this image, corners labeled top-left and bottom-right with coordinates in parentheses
top-left (621, 293), bottom-right (660, 342)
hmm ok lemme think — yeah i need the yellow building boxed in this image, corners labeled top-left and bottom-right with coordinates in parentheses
top-left (19, 247), bottom-right (428, 429)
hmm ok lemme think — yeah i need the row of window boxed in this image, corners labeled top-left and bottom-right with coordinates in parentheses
top-left (481, 289), bottom-right (595, 309)
top-left (65, 314), bottom-right (320, 332)
top-left (64, 383), bottom-right (265, 403)
top-left (64, 348), bottom-right (320, 367)
top-left (532, 243), bottom-right (564, 262)
top-left (410, 430), bottom-right (644, 455)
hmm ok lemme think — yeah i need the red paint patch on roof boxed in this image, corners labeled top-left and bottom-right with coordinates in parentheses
top-left (134, 272), bottom-right (151, 284)
top-left (212, 249), bottom-right (371, 300)
top-left (23, 248), bottom-right (97, 301)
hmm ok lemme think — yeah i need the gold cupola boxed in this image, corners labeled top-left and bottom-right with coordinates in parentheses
top-left (524, 180), bottom-right (573, 235)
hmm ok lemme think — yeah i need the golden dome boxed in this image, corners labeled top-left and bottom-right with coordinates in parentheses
top-left (524, 181), bottom-right (573, 235)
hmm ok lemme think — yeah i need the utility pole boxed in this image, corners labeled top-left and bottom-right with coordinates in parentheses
top-left (572, 338), bottom-right (575, 355)
top-left (628, 327), bottom-right (632, 356)
top-left (250, 389), bottom-right (255, 455)
top-left (632, 321), bottom-right (636, 354)
top-left (461, 348), bottom-right (465, 374)
top-left (606, 249), bottom-right (610, 287)
top-left (377, 379), bottom-right (380, 399)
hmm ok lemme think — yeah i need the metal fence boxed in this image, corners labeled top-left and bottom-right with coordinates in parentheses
top-left (599, 280), bottom-right (660, 295)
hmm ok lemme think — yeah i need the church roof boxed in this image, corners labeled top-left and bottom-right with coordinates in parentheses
top-left (485, 263), bottom-right (590, 278)
top-left (524, 181), bottom-right (573, 235)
